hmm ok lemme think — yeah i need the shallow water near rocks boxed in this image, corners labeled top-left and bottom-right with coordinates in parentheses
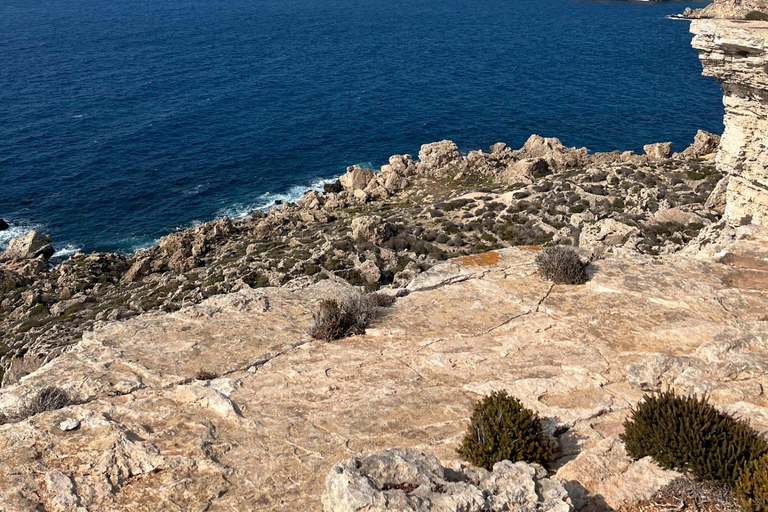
top-left (0, 0), bottom-right (721, 254)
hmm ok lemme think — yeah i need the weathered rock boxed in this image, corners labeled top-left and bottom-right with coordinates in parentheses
top-left (323, 448), bottom-right (572, 512)
top-left (417, 140), bottom-right (465, 177)
top-left (643, 142), bottom-right (673, 161)
top-left (0, 231), bottom-right (54, 261)
top-left (340, 165), bottom-right (376, 192)
top-left (500, 158), bottom-right (550, 183)
top-left (489, 142), bottom-right (508, 154)
top-left (681, 130), bottom-right (721, 159)
top-left (578, 219), bottom-right (641, 253)
top-left (0, 232), bottom-right (765, 510)
top-left (59, 418), bottom-right (80, 432)
top-left (324, 180), bottom-right (343, 194)
top-left (557, 438), bottom-right (680, 511)
top-left (706, 176), bottom-right (729, 214)
top-left (517, 135), bottom-right (588, 170)
top-left (351, 216), bottom-right (397, 248)
top-left (691, 20), bottom-right (768, 226)
top-left (684, 0), bottom-right (768, 19)
top-left (121, 257), bottom-right (152, 284)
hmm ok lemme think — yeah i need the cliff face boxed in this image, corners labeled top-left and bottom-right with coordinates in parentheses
top-left (691, 20), bottom-right (768, 226)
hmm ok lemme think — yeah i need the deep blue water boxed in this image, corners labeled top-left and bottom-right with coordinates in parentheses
top-left (0, 0), bottom-right (723, 255)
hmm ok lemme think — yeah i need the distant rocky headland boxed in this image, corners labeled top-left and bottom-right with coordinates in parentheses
top-left (1, 1), bottom-right (768, 510)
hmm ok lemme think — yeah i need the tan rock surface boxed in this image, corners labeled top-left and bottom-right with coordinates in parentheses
top-left (691, 19), bottom-right (768, 226)
top-left (0, 227), bottom-right (767, 510)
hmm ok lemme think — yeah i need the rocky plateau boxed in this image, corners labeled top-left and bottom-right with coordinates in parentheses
top-left (1, 1), bottom-right (768, 510)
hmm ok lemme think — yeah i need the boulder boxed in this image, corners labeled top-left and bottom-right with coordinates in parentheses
top-left (417, 140), bottom-right (465, 177)
top-left (500, 158), bottom-right (550, 183)
top-left (339, 165), bottom-right (375, 192)
top-left (324, 180), bottom-right (343, 194)
top-left (0, 219), bottom-right (8, 231)
top-left (489, 142), bottom-right (508, 154)
top-left (680, 130), bottom-right (721, 159)
top-left (351, 215), bottom-right (396, 245)
top-left (517, 135), bottom-right (588, 170)
top-left (0, 231), bottom-right (54, 261)
top-left (579, 219), bottom-right (641, 252)
top-left (388, 154), bottom-right (415, 175)
top-left (322, 448), bottom-right (572, 512)
top-left (643, 142), bottom-right (673, 161)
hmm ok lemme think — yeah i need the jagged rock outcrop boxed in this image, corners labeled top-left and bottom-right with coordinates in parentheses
top-left (684, 0), bottom-right (768, 19)
top-left (0, 231), bottom-right (54, 262)
top-left (691, 19), bottom-right (768, 226)
top-left (323, 449), bottom-right (572, 512)
top-left (643, 142), bottom-right (673, 161)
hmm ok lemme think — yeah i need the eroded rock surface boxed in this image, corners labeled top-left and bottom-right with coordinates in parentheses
top-left (323, 449), bottom-right (572, 512)
top-left (691, 19), bottom-right (768, 226)
top-left (0, 226), bottom-right (766, 511)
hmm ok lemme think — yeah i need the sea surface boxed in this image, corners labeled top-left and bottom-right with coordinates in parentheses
top-left (0, 0), bottom-right (723, 256)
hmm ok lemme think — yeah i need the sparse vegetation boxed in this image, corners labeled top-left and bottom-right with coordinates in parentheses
top-left (535, 246), bottom-right (589, 285)
top-left (457, 391), bottom-right (555, 471)
top-left (736, 454), bottom-right (768, 512)
top-left (26, 386), bottom-right (74, 416)
top-left (309, 293), bottom-right (395, 341)
top-left (621, 391), bottom-right (768, 486)
top-left (745, 10), bottom-right (768, 21)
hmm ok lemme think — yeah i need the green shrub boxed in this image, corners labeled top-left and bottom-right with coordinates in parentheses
top-left (457, 391), bottom-right (555, 470)
top-left (621, 391), bottom-right (768, 486)
top-left (745, 10), bottom-right (768, 20)
top-left (535, 246), bottom-right (589, 285)
top-left (736, 454), bottom-right (768, 512)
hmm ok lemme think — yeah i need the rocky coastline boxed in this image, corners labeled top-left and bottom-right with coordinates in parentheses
top-left (0, 1), bottom-right (768, 509)
top-left (0, 132), bottom-right (723, 383)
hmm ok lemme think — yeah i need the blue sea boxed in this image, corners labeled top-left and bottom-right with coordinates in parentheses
top-left (0, 0), bottom-right (722, 256)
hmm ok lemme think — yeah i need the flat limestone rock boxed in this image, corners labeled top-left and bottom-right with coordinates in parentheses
top-left (0, 232), bottom-right (766, 511)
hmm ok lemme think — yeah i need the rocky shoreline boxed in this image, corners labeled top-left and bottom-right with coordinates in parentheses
top-left (0, 132), bottom-right (723, 382)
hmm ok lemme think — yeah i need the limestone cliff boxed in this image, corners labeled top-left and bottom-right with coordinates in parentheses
top-left (691, 19), bottom-right (768, 226)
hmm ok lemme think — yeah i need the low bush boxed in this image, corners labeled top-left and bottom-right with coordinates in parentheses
top-left (309, 293), bottom-right (395, 341)
top-left (736, 454), bottom-right (768, 512)
top-left (621, 391), bottom-right (768, 486)
top-left (745, 10), bottom-right (768, 20)
top-left (457, 391), bottom-right (555, 471)
top-left (535, 246), bottom-right (589, 285)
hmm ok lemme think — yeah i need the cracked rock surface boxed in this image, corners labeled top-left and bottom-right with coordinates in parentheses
top-left (0, 228), bottom-right (767, 511)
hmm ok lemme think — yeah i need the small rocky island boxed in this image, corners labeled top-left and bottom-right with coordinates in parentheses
top-left (0, 0), bottom-right (767, 510)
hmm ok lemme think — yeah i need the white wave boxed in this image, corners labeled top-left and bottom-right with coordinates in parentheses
top-left (216, 176), bottom-right (340, 220)
top-left (51, 243), bottom-right (83, 260)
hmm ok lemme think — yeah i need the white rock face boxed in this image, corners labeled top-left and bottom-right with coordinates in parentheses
top-left (642, 142), bottom-right (673, 161)
top-left (516, 135), bottom-right (588, 170)
top-left (322, 448), bottom-right (572, 512)
top-left (691, 20), bottom-right (768, 226)
top-left (0, 231), bottom-right (54, 261)
top-left (340, 165), bottom-right (375, 192)
top-left (417, 140), bottom-right (465, 177)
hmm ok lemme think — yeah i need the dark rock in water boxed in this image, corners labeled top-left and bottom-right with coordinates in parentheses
top-left (324, 180), bottom-right (343, 194)
top-left (0, 231), bottom-right (54, 261)
top-left (274, 200), bottom-right (283, 205)
top-left (0, 219), bottom-right (8, 231)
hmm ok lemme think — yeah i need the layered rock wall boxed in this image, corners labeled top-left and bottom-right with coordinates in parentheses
top-left (691, 20), bottom-right (768, 226)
